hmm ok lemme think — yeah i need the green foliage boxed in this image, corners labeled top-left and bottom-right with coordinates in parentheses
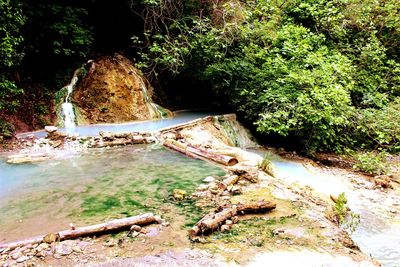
top-left (0, 118), bottom-right (15, 138)
top-left (353, 151), bottom-right (390, 175)
top-left (332, 192), bottom-right (360, 232)
top-left (258, 152), bottom-right (276, 177)
top-left (0, 0), bottom-right (25, 67)
top-left (134, 0), bottom-right (400, 153)
top-left (355, 98), bottom-right (400, 152)
top-left (0, 0), bottom-right (25, 113)
top-left (0, 77), bottom-right (24, 112)
top-left (334, 192), bottom-right (348, 224)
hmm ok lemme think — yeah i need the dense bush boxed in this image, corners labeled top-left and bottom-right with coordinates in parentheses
top-left (135, 0), bottom-right (400, 153)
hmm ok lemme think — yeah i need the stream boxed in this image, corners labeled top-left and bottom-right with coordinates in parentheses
top-left (17, 110), bottom-right (220, 138)
top-left (1, 114), bottom-right (399, 266)
top-left (0, 145), bottom-right (225, 243)
top-left (265, 152), bottom-right (400, 267)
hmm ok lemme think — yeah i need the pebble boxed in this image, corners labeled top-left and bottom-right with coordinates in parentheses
top-left (130, 225), bottom-right (142, 232)
top-left (16, 256), bottom-right (30, 263)
top-left (55, 243), bottom-right (73, 256)
top-left (36, 243), bottom-right (49, 252)
top-left (11, 252), bottom-right (23, 260)
top-left (203, 176), bottom-right (215, 183)
top-left (45, 126), bottom-right (58, 133)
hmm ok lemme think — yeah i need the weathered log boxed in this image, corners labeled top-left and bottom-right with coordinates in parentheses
top-left (163, 139), bottom-right (203, 160)
top-left (188, 208), bottom-right (236, 239)
top-left (189, 200), bottom-right (276, 239)
top-left (91, 136), bottom-right (146, 148)
top-left (222, 175), bottom-right (239, 187)
top-left (0, 213), bottom-right (160, 250)
top-left (187, 144), bottom-right (238, 166)
top-left (163, 139), bottom-right (238, 166)
top-left (236, 200), bottom-right (276, 214)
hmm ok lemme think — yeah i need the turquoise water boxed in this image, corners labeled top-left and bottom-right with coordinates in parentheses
top-left (17, 110), bottom-right (220, 138)
top-left (250, 149), bottom-right (400, 267)
top-left (0, 145), bottom-right (225, 243)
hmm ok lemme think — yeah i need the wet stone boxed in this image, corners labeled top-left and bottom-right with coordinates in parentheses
top-left (11, 252), bottom-right (23, 260)
top-left (16, 256), bottom-right (30, 263)
top-left (203, 176), bottom-right (215, 183)
top-left (55, 243), bottom-right (73, 256)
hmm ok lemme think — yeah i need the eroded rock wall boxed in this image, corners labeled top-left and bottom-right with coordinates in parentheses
top-left (70, 54), bottom-right (170, 125)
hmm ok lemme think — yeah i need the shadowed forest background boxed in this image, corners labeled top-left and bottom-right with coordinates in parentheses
top-left (1, 0), bottom-right (399, 159)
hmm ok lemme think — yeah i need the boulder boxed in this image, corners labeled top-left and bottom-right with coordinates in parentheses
top-left (45, 126), bottom-right (58, 133)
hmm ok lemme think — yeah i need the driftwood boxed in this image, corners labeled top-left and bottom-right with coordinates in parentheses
top-left (0, 213), bottom-right (160, 251)
top-left (163, 139), bottom-right (203, 160)
top-left (236, 200), bottom-right (277, 214)
top-left (222, 175), bottom-right (239, 187)
top-left (189, 200), bottom-right (276, 239)
top-left (163, 139), bottom-right (238, 166)
top-left (91, 136), bottom-right (146, 148)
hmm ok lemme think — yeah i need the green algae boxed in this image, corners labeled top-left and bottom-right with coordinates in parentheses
top-left (0, 145), bottom-right (225, 241)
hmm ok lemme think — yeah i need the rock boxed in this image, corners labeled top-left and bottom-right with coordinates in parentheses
top-left (36, 243), bottom-right (50, 252)
top-left (172, 189), bottom-right (186, 201)
top-left (203, 176), bottom-right (215, 183)
top-left (45, 126), bottom-right (58, 133)
top-left (130, 225), bottom-right (142, 232)
top-left (16, 256), bottom-right (30, 263)
top-left (104, 240), bottom-right (118, 247)
top-left (374, 177), bottom-right (393, 189)
top-left (225, 220), bottom-right (233, 226)
top-left (55, 242), bottom-right (73, 256)
top-left (43, 233), bottom-right (60, 244)
top-left (231, 216), bottom-right (239, 224)
top-left (11, 252), bottom-right (23, 260)
top-left (220, 224), bottom-right (231, 232)
top-left (231, 185), bottom-right (242, 195)
top-left (49, 140), bottom-right (63, 148)
top-left (197, 184), bottom-right (209, 191)
top-left (99, 131), bottom-right (114, 141)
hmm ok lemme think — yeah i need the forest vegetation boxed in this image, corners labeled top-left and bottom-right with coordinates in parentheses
top-left (1, 0), bottom-right (399, 158)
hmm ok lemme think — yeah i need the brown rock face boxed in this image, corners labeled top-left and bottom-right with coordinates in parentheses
top-left (72, 54), bottom-right (168, 124)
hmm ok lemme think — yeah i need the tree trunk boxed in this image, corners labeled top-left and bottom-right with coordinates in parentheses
top-left (189, 200), bottom-right (276, 239)
top-left (0, 213), bottom-right (160, 251)
top-left (163, 139), bottom-right (238, 166)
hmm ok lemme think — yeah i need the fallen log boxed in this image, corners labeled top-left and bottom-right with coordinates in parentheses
top-left (187, 144), bottom-right (238, 166)
top-left (188, 209), bottom-right (236, 240)
top-left (236, 200), bottom-right (277, 214)
top-left (91, 136), bottom-right (146, 148)
top-left (189, 200), bottom-right (276, 239)
top-left (163, 139), bottom-right (238, 166)
top-left (0, 213), bottom-right (160, 251)
top-left (222, 175), bottom-right (239, 187)
top-left (163, 139), bottom-right (203, 160)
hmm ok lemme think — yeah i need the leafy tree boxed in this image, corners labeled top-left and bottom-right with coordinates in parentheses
top-left (0, 0), bottom-right (25, 112)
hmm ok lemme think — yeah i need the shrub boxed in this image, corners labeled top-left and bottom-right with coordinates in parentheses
top-left (353, 151), bottom-right (390, 175)
top-left (0, 118), bottom-right (15, 139)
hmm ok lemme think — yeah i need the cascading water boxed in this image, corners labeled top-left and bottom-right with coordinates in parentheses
top-left (136, 71), bottom-right (165, 119)
top-left (62, 69), bottom-right (80, 128)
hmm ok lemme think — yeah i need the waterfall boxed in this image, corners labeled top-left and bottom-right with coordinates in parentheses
top-left (137, 75), bottom-right (165, 119)
top-left (62, 69), bottom-right (80, 128)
